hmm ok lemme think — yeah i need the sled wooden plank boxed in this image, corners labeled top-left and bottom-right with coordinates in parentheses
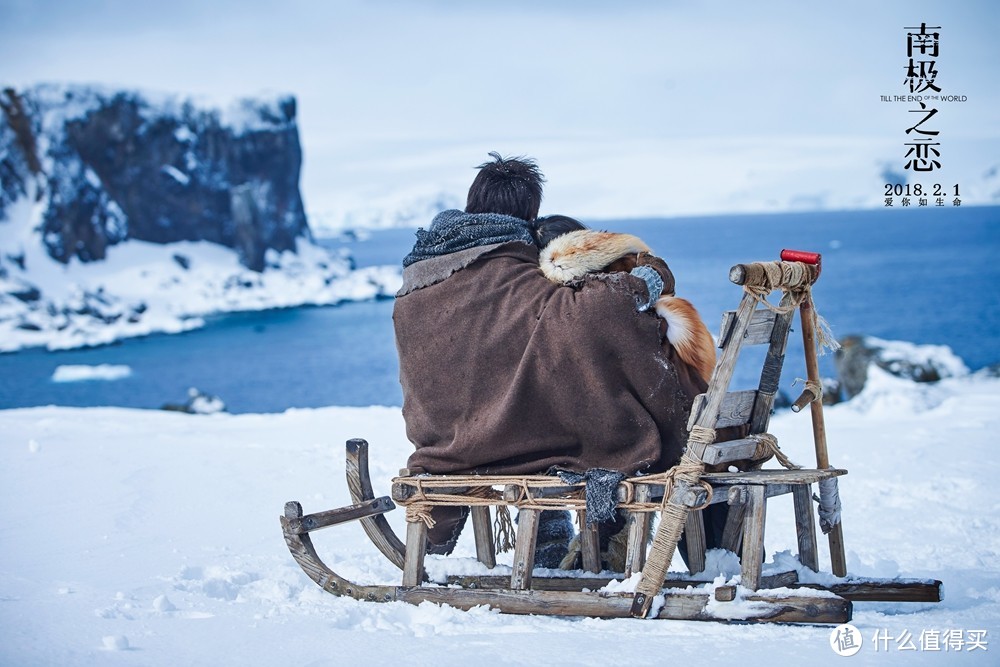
top-left (793, 484), bottom-right (819, 572)
top-left (621, 482), bottom-right (664, 503)
top-left (718, 308), bottom-right (778, 348)
top-left (402, 587), bottom-right (710, 619)
top-left (741, 485), bottom-right (767, 591)
top-left (714, 571), bottom-right (800, 601)
top-left (661, 590), bottom-right (850, 624)
top-left (701, 437), bottom-right (770, 466)
top-left (447, 571), bottom-right (802, 593)
top-left (624, 483), bottom-right (708, 508)
top-left (823, 580), bottom-right (943, 603)
top-left (401, 520), bottom-right (427, 587)
top-left (701, 438), bottom-right (758, 465)
top-left (765, 570), bottom-right (800, 588)
top-left (721, 487), bottom-right (747, 554)
top-left (749, 293), bottom-right (797, 434)
top-left (447, 574), bottom-right (616, 591)
top-left (688, 390), bottom-right (757, 431)
top-left (625, 485), bottom-right (652, 577)
top-left (715, 586), bottom-right (737, 602)
top-left (282, 497), bottom-right (395, 534)
top-left (684, 509), bottom-right (706, 575)
top-left (511, 508), bottom-right (540, 590)
top-left (503, 484), bottom-right (583, 501)
top-left (471, 506), bottom-right (496, 569)
top-left (502, 480), bottom-right (703, 507)
top-left (392, 482), bottom-right (472, 502)
top-left (345, 439), bottom-right (406, 570)
top-left (446, 575), bottom-right (710, 591)
top-left (702, 468), bottom-right (846, 486)
top-left (765, 484), bottom-right (794, 498)
top-left (398, 587), bottom-right (851, 623)
top-left (580, 513), bottom-right (602, 573)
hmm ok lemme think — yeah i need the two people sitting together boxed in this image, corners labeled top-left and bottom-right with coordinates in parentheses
top-left (393, 152), bottom-right (727, 570)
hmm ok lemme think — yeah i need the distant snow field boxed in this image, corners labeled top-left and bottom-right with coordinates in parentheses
top-left (1, 367), bottom-right (998, 665)
top-left (51, 364), bottom-right (133, 383)
top-left (302, 137), bottom-right (1000, 236)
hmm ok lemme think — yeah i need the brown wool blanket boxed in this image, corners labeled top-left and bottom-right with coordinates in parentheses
top-left (394, 241), bottom-right (707, 477)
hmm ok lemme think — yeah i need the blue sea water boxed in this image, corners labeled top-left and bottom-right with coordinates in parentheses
top-left (0, 206), bottom-right (997, 413)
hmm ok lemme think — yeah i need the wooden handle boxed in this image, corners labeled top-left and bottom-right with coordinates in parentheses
top-left (729, 261), bottom-right (820, 289)
top-left (799, 297), bottom-right (847, 577)
top-left (790, 386), bottom-right (819, 413)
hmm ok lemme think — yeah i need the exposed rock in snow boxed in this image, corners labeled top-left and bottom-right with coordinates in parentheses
top-left (161, 387), bottom-right (226, 415)
top-left (835, 334), bottom-right (969, 399)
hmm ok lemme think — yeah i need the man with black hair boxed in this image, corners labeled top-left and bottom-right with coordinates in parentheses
top-left (393, 153), bottom-right (707, 565)
top-left (465, 151), bottom-right (545, 221)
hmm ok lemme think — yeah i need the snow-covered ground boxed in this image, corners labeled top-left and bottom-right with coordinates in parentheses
top-left (1, 367), bottom-right (998, 665)
top-left (0, 189), bottom-right (402, 353)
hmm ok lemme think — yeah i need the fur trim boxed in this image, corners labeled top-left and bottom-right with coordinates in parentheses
top-left (540, 230), bottom-right (651, 284)
top-left (655, 296), bottom-right (717, 383)
top-left (538, 229), bottom-right (716, 382)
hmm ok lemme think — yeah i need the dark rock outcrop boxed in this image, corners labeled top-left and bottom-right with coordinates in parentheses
top-left (973, 363), bottom-right (1000, 378)
top-left (821, 377), bottom-right (843, 406)
top-left (835, 334), bottom-right (969, 399)
top-left (0, 90), bottom-right (44, 218)
top-left (835, 336), bottom-right (874, 399)
top-left (161, 387), bottom-right (226, 415)
top-left (0, 85), bottom-right (309, 271)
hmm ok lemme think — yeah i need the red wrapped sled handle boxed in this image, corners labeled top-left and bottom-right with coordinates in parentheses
top-left (780, 248), bottom-right (822, 277)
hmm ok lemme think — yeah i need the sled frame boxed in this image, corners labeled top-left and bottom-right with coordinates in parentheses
top-left (282, 439), bottom-right (939, 623)
top-left (282, 253), bottom-right (943, 623)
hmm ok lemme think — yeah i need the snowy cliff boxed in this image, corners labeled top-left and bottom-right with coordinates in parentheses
top-left (1, 85), bottom-right (309, 271)
top-left (0, 85), bottom-right (401, 352)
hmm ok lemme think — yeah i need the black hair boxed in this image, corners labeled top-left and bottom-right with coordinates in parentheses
top-left (532, 214), bottom-right (587, 248)
top-left (465, 151), bottom-right (545, 221)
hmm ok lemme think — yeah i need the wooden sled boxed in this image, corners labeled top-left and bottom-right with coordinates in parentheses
top-left (282, 250), bottom-right (943, 624)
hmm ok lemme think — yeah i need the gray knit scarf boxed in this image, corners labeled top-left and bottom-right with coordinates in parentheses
top-left (402, 209), bottom-right (536, 267)
top-left (557, 468), bottom-right (627, 525)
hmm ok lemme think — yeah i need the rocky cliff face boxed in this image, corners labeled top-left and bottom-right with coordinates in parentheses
top-left (0, 85), bottom-right (309, 271)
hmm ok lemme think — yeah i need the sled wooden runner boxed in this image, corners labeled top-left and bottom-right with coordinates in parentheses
top-left (281, 251), bottom-right (943, 623)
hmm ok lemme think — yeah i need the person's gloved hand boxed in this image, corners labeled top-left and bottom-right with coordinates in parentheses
top-left (634, 253), bottom-right (675, 296)
top-left (629, 253), bottom-right (677, 312)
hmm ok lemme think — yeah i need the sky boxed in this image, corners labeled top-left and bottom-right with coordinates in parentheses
top-left (2, 0), bottom-right (998, 229)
